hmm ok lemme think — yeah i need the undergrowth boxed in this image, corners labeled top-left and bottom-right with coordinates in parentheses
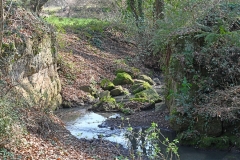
top-left (117, 118), bottom-right (180, 160)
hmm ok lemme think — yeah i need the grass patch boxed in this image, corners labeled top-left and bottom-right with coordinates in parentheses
top-left (45, 16), bottom-right (110, 34)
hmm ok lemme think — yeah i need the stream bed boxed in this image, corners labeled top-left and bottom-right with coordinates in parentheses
top-left (56, 107), bottom-right (240, 160)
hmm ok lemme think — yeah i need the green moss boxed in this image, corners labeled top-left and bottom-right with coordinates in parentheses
top-left (132, 81), bottom-right (152, 94)
top-left (199, 136), bottom-right (217, 148)
top-left (199, 136), bottom-right (230, 150)
top-left (134, 88), bottom-right (160, 102)
top-left (116, 69), bottom-right (132, 76)
top-left (135, 92), bottom-right (147, 99)
top-left (215, 136), bottom-right (230, 150)
top-left (138, 75), bottom-right (155, 85)
top-left (113, 72), bottom-right (134, 85)
top-left (120, 107), bottom-right (132, 115)
top-left (115, 67), bottom-right (140, 78)
top-left (110, 86), bottom-right (125, 96)
top-left (100, 79), bottom-right (115, 90)
top-left (101, 97), bottom-right (116, 103)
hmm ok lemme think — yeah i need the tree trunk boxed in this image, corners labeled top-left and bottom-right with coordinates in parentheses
top-left (137, 0), bottom-right (144, 27)
top-left (22, 0), bottom-right (49, 15)
top-left (128, 0), bottom-right (139, 27)
top-left (0, 0), bottom-right (3, 57)
top-left (155, 0), bottom-right (164, 20)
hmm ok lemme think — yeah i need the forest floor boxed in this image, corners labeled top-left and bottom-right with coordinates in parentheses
top-left (2, 25), bottom-right (171, 160)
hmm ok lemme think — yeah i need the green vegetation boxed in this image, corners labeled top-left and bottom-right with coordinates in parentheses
top-left (132, 81), bottom-right (151, 94)
top-left (3, 0), bottom-right (240, 158)
top-left (199, 136), bottom-right (230, 150)
top-left (113, 72), bottom-right (134, 85)
top-left (125, 122), bottom-right (180, 160)
top-left (138, 75), bottom-right (155, 85)
top-left (130, 97), bottom-right (153, 103)
top-left (117, 0), bottom-right (240, 150)
top-left (45, 16), bottom-right (110, 34)
top-left (0, 98), bottom-right (18, 146)
top-left (100, 79), bottom-right (115, 91)
top-left (134, 88), bottom-right (161, 103)
top-left (115, 67), bottom-right (140, 78)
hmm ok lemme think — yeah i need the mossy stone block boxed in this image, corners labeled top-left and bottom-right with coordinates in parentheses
top-left (138, 75), bottom-right (155, 85)
top-left (134, 88), bottom-right (160, 102)
top-left (132, 81), bottom-right (152, 94)
top-left (110, 86), bottom-right (125, 96)
top-left (113, 72), bottom-right (134, 85)
top-left (100, 78), bottom-right (115, 90)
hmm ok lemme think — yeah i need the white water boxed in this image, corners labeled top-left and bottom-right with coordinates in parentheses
top-left (65, 112), bottom-right (129, 148)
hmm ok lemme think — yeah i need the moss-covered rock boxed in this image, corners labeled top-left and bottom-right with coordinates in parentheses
top-left (99, 90), bottom-right (111, 99)
top-left (178, 131), bottom-right (231, 150)
top-left (134, 88), bottom-right (161, 103)
top-left (79, 85), bottom-right (97, 96)
top-left (113, 72), bottom-right (134, 85)
top-left (100, 78), bottom-right (115, 90)
top-left (133, 79), bottom-right (146, 84)
top-left (110, 86), bottom-right (125, 96)
top-left (90, 93), bottom-right (118, 111)
top-left (138, 75), bottom-right (155, 85)
top-left (132, 81), bottom-right (152, 94)
top-left (116, 67), bottom-right (140, 78)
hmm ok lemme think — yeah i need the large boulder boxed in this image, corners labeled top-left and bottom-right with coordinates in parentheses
top-left (110, 86), bottom-right (125, 96)
top-left (131, 81), bottom-right (152, 94)
top-left (100, 78), bottom-right (115, 91)
top-left (91, 100), bottom-right (118, 112)
top-left (138, 75), bottom-right (155, 85)
top-left (113, 72), bottom-right (134, 85)
top-left (79, 85), bottom-right (97, 96)
top-left (115, 67), bottom-right (140, 78)
top-left (133, 88), bottom-right (162, 103)
top-left (90, 95), bottom-right (118, 112)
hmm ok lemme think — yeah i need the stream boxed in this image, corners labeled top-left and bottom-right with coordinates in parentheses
top-left (56, 107), bottom-right (240, 160)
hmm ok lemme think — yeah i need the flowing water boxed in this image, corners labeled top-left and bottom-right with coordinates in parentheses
top-left (57, 108), bottom-right (240, 160)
